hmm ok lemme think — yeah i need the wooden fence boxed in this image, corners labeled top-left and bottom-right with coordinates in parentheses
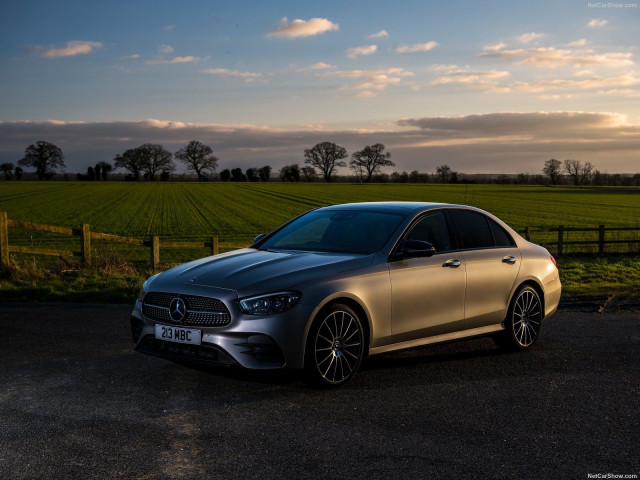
top-left (519, 225), bottom-right (640, 255)
top-left (0, 211), bottom-right (249, 270)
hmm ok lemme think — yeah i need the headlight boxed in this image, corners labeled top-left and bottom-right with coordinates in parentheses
top-left (238, 291), bottom-right (301, 316)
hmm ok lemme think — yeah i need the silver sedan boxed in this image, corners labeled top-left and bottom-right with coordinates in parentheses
top-left (130, 202), bottom-right (561, 387)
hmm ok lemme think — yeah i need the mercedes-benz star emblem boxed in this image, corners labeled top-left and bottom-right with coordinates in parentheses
top-left (169, 297), bottom-right (186, 323)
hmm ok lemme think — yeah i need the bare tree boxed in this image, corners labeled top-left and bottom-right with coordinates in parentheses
top-left (18, 141), bottom-right (65, 180)
top-left (563, 159), bottom-right (595, 185)
top-left (114, 148), bottom-right (145, 180)
top-left (349, 143), bottom-right (394, 182)
top-left (174, 140), bottom-right (218, 181)
top-left (1, 162), bottom-right (14, 180)
top-left (303, 142), bottom-right (347, 182)
top-left (258, 166), bottom-right (272, 182)
top-left (436, 165), bottom-right (452, 183)
top-left (543, 159), bottom-right (562, 185)
top-left (14, 167), bottom-right (23, 180)
top-left (301, 166), bottom-right (317, 182)
top-left (97, 161), bottom-right (113, 180)
top-left (350, 162), bottom-right (366, 183)
top-left (280, 164), bottom-right (300, 182)
top-left (139, 144), bottom-right (175, 181)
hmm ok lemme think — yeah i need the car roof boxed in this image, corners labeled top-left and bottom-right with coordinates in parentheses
top-left (316, 201), bottom-right (463, 215)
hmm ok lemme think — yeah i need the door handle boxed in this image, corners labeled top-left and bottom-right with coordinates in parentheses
top-left (443, 259), bottom-right (461, 268)
top-left (502, 256), bottom-right (517, 264)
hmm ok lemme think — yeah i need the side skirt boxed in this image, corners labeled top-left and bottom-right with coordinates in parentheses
top-left (369, 324), bottom-right (504, 356)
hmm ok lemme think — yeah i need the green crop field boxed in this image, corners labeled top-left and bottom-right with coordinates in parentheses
top-left (1, 182), bottom-right (639, 302)
top-left (1, 182), bottom-right (640, 257)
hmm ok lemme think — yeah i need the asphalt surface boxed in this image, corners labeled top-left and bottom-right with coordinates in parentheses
top-left (0, 304), bottom-right (638, 480)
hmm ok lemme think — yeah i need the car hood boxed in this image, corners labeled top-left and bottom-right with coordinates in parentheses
top-left (149, 248), bottom-right (374, 297)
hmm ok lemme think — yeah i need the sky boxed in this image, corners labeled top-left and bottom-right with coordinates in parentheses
top-left (0, 0), bottom-right (639, 174)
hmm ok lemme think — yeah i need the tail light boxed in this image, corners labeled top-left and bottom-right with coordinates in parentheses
top-left (550, 255), bottom-right (557, 267)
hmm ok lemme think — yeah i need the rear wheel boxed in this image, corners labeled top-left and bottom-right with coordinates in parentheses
top-left (495, 285), bottom-right (543, 351)
top-left (305, 304), bottom-right (365, 387)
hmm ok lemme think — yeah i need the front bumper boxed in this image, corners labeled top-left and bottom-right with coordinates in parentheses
top-left (131, 297), bottom-right (316, 370)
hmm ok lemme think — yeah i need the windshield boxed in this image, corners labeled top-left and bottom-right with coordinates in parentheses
top-left (258, 210), bottom-right (404, 255)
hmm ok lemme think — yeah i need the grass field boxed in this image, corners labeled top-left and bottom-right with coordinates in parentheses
top-left (1, 181), bottom-right (639, 302)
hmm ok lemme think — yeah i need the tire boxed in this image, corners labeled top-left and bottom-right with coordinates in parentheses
top-left (495, 285), bottom-right (543, 351)
top-left (304, 303), bottom-right (365, 387)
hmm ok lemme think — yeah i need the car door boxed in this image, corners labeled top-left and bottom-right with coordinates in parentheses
top-left (389, 210), bottom-right (466, 343)
top-left (448, 209), bottom-right (521, 329)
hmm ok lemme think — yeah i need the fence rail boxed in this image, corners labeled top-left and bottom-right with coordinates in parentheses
top-left (0, 211), bottom-right (250, 270)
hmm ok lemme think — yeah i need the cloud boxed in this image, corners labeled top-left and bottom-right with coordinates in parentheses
top-left (567, 39), bottom-right (588, 47)
top-left (517, 32), bottom-right (544, 44)
top-left (587, 18), bottom-right (608, 27)
top-left (2, 112), bottom-right (638, 173)
top-left (164, 24), bottom-right (176, 31)
top-left (483, 42), bottom-right (506, 51)
top-left (478, 46), bottom-right (634, 67)
top-left (267, 17), bottom-right (339, 38)
top-left (368, 30), bottom-right (389, 39)
top-left (158, 44), bottom-right (174, 54)
top-left (356, 91), bottom-right (377, 98)
top-left (431, 68), bottom-right (510, 87)
top-left (119, 54), bottom-right (140, 60)
top-left (31, 40), bottom-right (103, 58)
top-left (145, 56), bottom-right (202, 65)
top-left (203, 68), bottom-right (262, 78)
top-left (395, 41), bottom-right (438, 53)
top-left (346, 45), bottom-right (377, 59)
top-left (510, 72), bottom-right (640, 92)
top-left (320, 67), bottom-right (414, 94)
top-left (296, 62), bottom-right (336, 71)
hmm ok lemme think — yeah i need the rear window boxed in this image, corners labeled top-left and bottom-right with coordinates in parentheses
top-left (488, 218), bottom-right (515, 247)
top-left (449, 210), bottom-right (494, 249)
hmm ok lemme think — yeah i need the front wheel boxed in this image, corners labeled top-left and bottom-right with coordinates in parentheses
top-left (305, 304), bottom-right (365, 387)
top-left (495, 286), bottom-right (543, 351)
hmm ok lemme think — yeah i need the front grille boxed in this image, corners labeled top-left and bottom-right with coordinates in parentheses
top-left (142, 292), bottom-right (231, 327)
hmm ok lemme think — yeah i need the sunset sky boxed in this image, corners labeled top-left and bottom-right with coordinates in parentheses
top-left (1, 0), bottom-right (639, 174)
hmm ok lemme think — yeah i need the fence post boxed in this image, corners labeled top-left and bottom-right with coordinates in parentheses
top-left (81, 223), bottom-right (91, 266)
top-left (0, 211), bottom-right (9, 268)
top-left (557, 225), bottom-right (564, 256)
top-left (525, 226), bottom-right (531, 242)
top-left (151, 235), bottom-right (160, 270)
top-left (598, 225), bottom-right (605, 255)
top-left (211, 236), bottom-right (218, 255)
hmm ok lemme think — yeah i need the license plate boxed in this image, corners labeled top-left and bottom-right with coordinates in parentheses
top-left (155, 325), bottom-right (202, 345)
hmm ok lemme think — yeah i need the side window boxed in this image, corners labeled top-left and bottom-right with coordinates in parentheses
top-left (406, 211), bottom-right (451, 252)
top-left (488, 218), bottom-right (515, 247)
top-left (449, 210), bottom-right (494, 249)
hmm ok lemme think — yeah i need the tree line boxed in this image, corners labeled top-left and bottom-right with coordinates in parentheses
top-left (4, 140), bottom-right (639, 186)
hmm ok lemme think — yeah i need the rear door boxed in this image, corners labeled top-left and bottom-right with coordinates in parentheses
top-left (389, 210), bottom-right (466, 343)
top-left (447, 209), bottom-right (521, 329)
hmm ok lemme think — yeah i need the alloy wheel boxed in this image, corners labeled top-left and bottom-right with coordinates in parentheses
top-left (313, 310), bottom-right (363, 384)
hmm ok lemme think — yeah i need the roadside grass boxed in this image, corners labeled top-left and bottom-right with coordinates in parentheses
top-left (1, 252), bottom-right (638, 304)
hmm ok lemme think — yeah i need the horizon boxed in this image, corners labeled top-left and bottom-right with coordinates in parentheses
top-left (1, 0), bottom-right (639, 174)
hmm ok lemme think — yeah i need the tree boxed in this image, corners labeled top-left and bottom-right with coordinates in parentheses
top-left (246, 168), bottom-right (259, 182)
top-left (563, 159), bottom-right (594, 185)
top-left (280, 164), bottom-right (300, 182)
top-left (436, 165), bottom-right (452, 183)
top-left (139, 143), bottom-right (174, 181)
top-left (18, 141), bottom-right (65, 180)
top-left (86, 166), bottom-right (96, 181)
top-left (14, 167), bottom-right (23, 180)
top-left (97, 161), bottom-right (112, 180)
top-left (94, 163), bottom-right (101, 180)
top-left (543, 159), bottom-right (562, 185)
top-left (231, 168), bottom-right (247, 181)
top-left (160, 170), bottom-right (170, 181)
top-left (220, 169), bottom-right (231, 181)
top-left (350, 162), bottom-right (366, 183)
top-left (303, 141), bottom-right (347, 182)
top-left (301, 166), bottom-right (317, 182)
top-left (258, 166), bottom-right (272, 182)
top-left (1, 162), bottom-right (14, 180)
top-left (349, 143), bottom-right (394, 183)
top-left (114, 148), bottom-right (146, 180)
top-left (174, 140), bottom-right (218, 182)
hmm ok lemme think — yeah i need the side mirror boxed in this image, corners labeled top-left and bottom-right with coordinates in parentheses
top-left (396, 239), bottom-right (436, 260)
top-left (253, 233), bottom-right (267, 244)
